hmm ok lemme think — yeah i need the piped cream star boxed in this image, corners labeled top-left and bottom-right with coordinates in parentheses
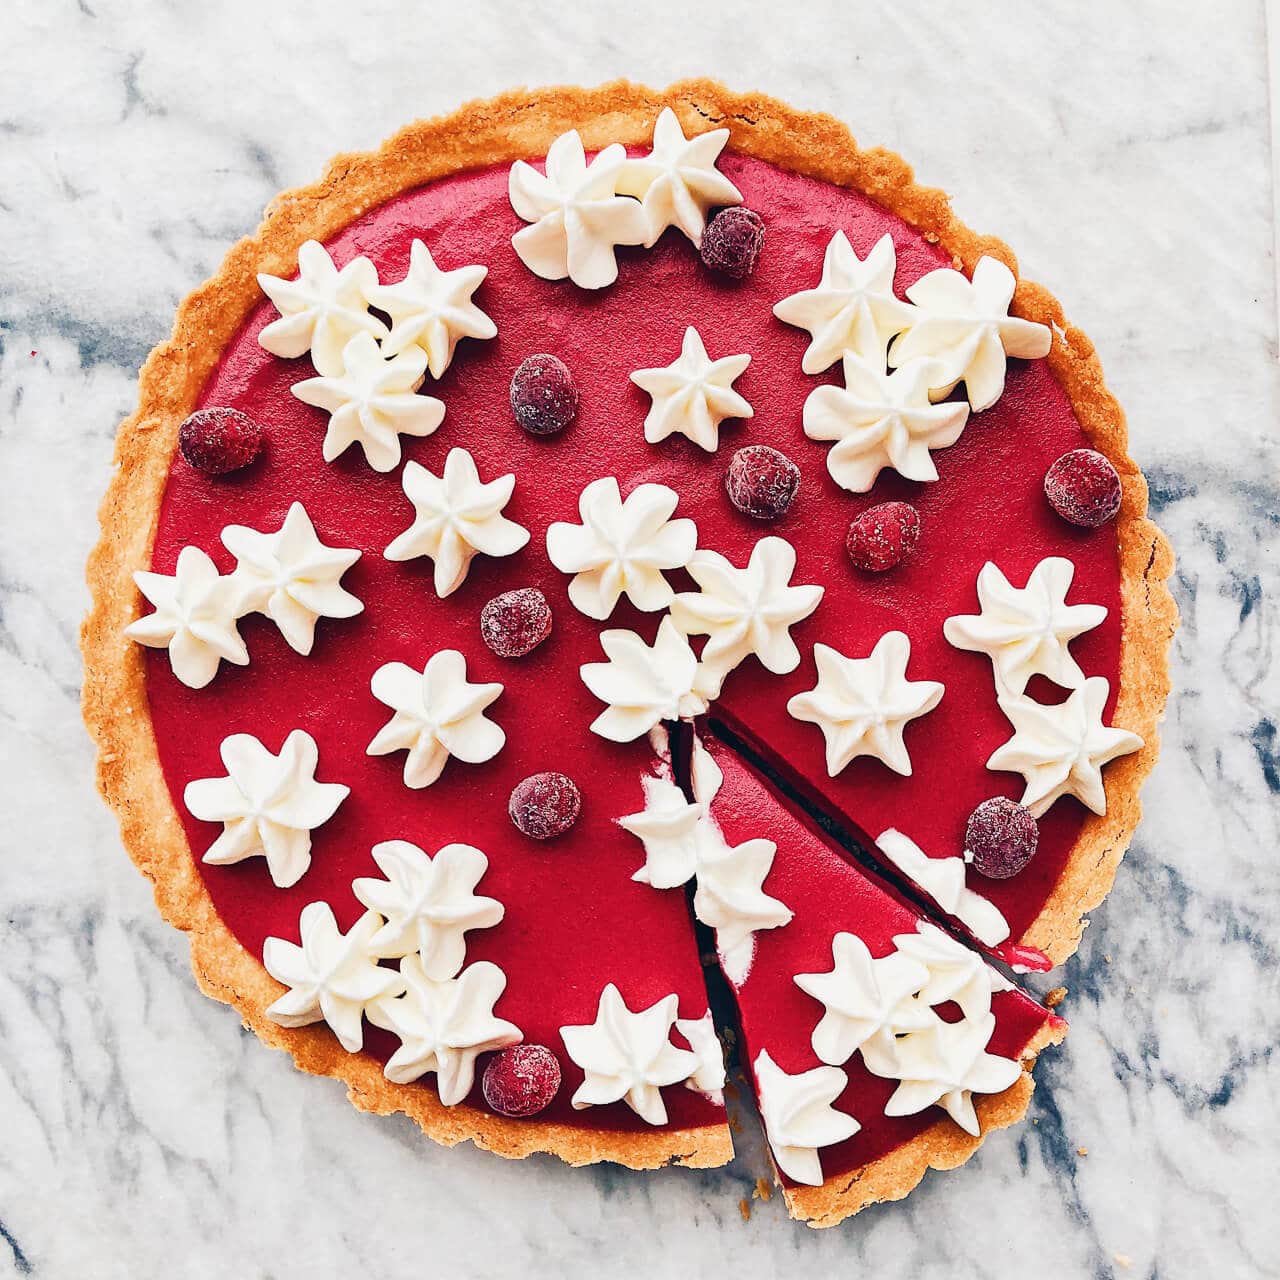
top-left (802, 355), bottom-right (970, 493)
top-left (183, 729), bottom-right (349, 889)
top-left (987, 676), bottom-right (1142, 816)
top-left (754, 1050), bottom-right (860, 1187)
top-left (943, 557), bottom-right (1107, 695)
top-left (773, 232), bottom-right (918, 371)
top-left (290, 331), bottom-right (445, 472)
top-left (787, 632), bottom-right (944, 777)
top-left (384, 447), bottom-right (530, 598)
top-left (616, 107), bottom-right (743, 247)
top-left (619, 774), bottom-right (710, 890)
top-left (676, 1011), bottom-right (727, 1104)
top-left (364, 238), bottom-right (497, 378)
top-left (630, 326), bottom-right (752, 452)
top-left (367, 649), bottom-right (505, 789)
top-left (693, 836), bottom-right (793, 986)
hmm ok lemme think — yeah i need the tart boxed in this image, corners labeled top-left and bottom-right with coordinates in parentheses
top-left (81, 80), bottom-right (1175, 1222)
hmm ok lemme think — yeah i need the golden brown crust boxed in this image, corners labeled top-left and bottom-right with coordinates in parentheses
top-left (80, 78), bottom-right (1173, 1181)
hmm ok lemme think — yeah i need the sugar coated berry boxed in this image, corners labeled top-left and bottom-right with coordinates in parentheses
top-left (700, 207), bottom-right (765, 279)
top-left (178, 407), bottom-right (263, 475)
top-left (482, 1043), bottom-right (562, 1117)
top-left (725, 445), bottom-right (801, 520)
top-left (1044, 449), bottom-right (1122, 528)
top-left (510, 354), bottom-right (578, 436)
top-left (964, 797), bottom-right (1039, 880)
top-left (509, 772), bottom-right (581, 840)
top-left (846, 501), bottom-right (921, 572)
top-left (480, 588), bottom-right (552, 658)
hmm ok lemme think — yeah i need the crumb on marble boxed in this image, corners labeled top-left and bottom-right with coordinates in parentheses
top-left (1113, 1253), bottom-right (1132, 1269)
top-left (739, 1197), bottom-right (751, 1222)
top-left (1077, 1146), bottom-right (1089, 1156)
top-left (753, 1177), bottom-right (772, 1202)
top-left (1046, 986), bottom-right (1068, 1007)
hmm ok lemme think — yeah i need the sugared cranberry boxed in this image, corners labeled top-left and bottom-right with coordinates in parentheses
top-left (1044, 449), bottom-right (1122, 528)
top-left (725, 445), bottom-right (800, 520)
top-left (700, 207), bottom-right (764, 279)
top-left (178, 407), bottom-right (263, 474)
top-left (482, 1043), bottom-right (562, 1117)
top-left (846, 501), bottom-right (921, 572)
top-left (480, 588), bottom-right (552, 658)
top-left (510, 354), bottom-right (578, 436)
top-left (509, 772), bottom-right (581, 840)
top-left (964, 797), bottom-right (1039, 879)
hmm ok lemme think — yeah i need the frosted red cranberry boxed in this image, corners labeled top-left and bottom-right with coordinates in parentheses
top-left (964, 797), bottom-right (1039, 879)
top-left (846, 501), bottom-right (921, 572)
top-left (509, 772), bottom-right (581, 840)
top-left (510, 354), bottom-right (578, 435)
top-left (178, 407), bottom-right (263, 474)
top-left (1044, 449), bottom-right (1122, 528)
top-left (725, 445), bottom-right (800, 520)
top-left (480, 588), bottom-right (552, 658)
top-left (482, 1043), bottom-right (562, 1117)
top-left (700, 207), bottom-right (764, 279)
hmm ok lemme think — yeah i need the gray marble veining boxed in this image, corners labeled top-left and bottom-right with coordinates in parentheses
top-left (1, 1), bottom-right (1277, 1276)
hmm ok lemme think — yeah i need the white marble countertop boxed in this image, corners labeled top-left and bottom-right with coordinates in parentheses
top-left (1, 2), bottom-right (1277, 1277)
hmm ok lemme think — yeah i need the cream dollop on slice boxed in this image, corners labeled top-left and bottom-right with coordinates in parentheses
top-left (754, 1050), bottom-right (860, 1186)
top-left (367, 649), bottom-right (504, 789)
top-left (889, 255), bottom-right (1053, 411)
top-left (619, 773), bottom-right (710, 890)
top-left (508, 129), bottom-right (648, 289)
top-left (893, 921), bottom-right (1012, 1022)
top-left (560, 984), bottom-right (698, 1125)
top-left (263, 903), bottom-right (404, 1053)
top-left (125, 545), bottom-right (248, 689)
top-left (184, 729), bottom-right (349, 889)
top-left (676, 1010), bottom-right (728, 1104)
top-left (290, 331), bottom-right (444, 473)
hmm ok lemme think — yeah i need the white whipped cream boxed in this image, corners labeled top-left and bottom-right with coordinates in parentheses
top-left (754, 1050), bottom-right (860, 1186)
top-left (802, 355), bottom-right (970, 492)
top-left (125, 546), bottom-right (249, 689)
top-left (384, 447), bottom-right (530, 597)
top-left (676, 1010), bottom-right (727, 1104)
top-left (352, 840), bottom-right (504, 978)
top-left (786, 631), bottom-right (943, 777)
top-left (773, 232), bottom-right (917, 371)
top-left (365, 238), bottom-right (497, 378)
top-left (560, 984), bottom-right (698, 1125)
top-left (545, 476), bottom-right (697, 620)
top-left (944, 557), bottom-right (1107, 695)
top-left (616, 107), bottom-right (742, 247)
top-left (892, 921), bottom-right (1012, 1022)
top-left (889, 256), bottom-right (1053, 411)
top-left (367, 649), bottom-right (505, 788)
top-left (509, 129), bottom-right (648, 289)
top-left (184, 729), bottom-right (349, 889)
top-left (221, 501), bottom-right (362, 656)
top-left (263, 903), bottom-right (403, 1053)
top-left (290, 331), bottom-right (445, 472)
top-left (257, 240), bottom-right (387, 377)
top-left (988, 676), bottom-right (1142, 816)
top-left (630, 326), bottom-right (752, 452)
top-left (619, 773), bottom-right (712, 890)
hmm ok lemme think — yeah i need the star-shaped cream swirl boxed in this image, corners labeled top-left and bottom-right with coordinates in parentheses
top-left (676, 1011), bottom-right (727, 1104)
top-left (892, 922), bottom-right (1011, 1023)
top-left (630, 326), bottom-right (752, 452)
top-left (508, 129), bottom-right (648, 289)
top-left (753, 1050), bottom-right (860, 1186)
top-left (889, 255), bottom-right (1053, 412)
top-left (367, 649), bottom-right (505, 789)
top-left (802, 355), bottom-right (970, 493)
top-left (384, 447), bottom-right (530, 598)
top-left (262, 903), bottom-right (404, 1053)
top-left (560, 984), bottom-right (698, 1126)
top-left (987, 676), bottom-right (1142, 816)
top-left (370, 954), bottom-right (521, 1101)
top-left (943, 557), bottom-right (1107, 695)
top-left (125, 545), bottom-right (249, 689)
top-left (221, 502), bottom-right (362, 656)
top-left (619, 773), bottom-right (712, 890)
top-left (786, 631), bottom-right (944, 777)
top-left (257, 240), bottom-right (387, 376)
top-left (364, 238), bottom-right (497, 378)
top-left (545, 477), bottom-right (697, 620)
top-left (773, 232), bottom-right (918, 371)
top-left (290, 331), bottom-right (445, 473)
top-left (352, 840), bottom-right (504, 978)
top-left (616, 107), bottom-right (743, 247)
top-left (670, 536), bottom-right (823, 698)
top-left (183, 729), bottom-right (349, 889)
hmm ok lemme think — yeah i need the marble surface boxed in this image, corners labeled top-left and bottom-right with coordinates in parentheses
top-left (1, 1), bottom-right (1277, 1276)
